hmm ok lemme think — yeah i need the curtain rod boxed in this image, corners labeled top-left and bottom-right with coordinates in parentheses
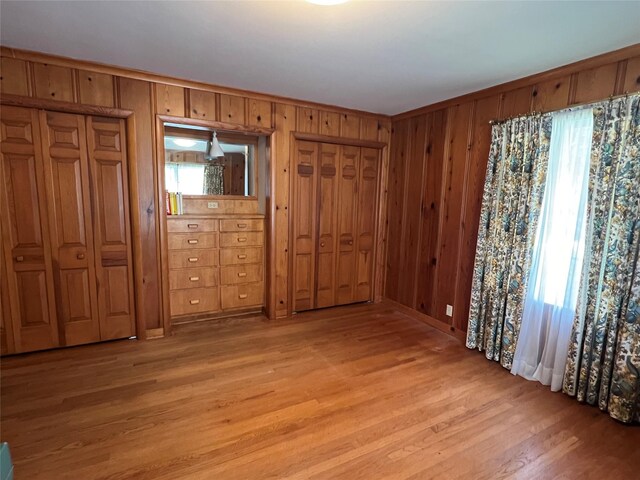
top-left (489, 91), bottom-right (639, 125)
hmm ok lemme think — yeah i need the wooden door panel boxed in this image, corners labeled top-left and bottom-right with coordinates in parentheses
top-left (354, 147), bottom-right (379, 302)
top-left (315, 143), bottom-right (339, 308)
top-left (0, 106), bottom-right (59, 352)
top-left (292, 141), bottom-right (318, 311)
top-left (335, 146), bottom-right (359, 305)
top-left (87, 116), bottom-right (136, 340)
top-left (41, 111), bottom-right (101, 346)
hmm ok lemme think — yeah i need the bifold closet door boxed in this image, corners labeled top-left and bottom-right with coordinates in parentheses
top-left (40, 111), bottom-right (102, 346)
top-left (86, 116), bottom-right (136, 340)
top-left (0, 106), bottom-right (59, 352)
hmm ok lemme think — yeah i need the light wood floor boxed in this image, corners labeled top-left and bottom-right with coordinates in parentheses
top-left (1, 301), bottom-right (638, 479)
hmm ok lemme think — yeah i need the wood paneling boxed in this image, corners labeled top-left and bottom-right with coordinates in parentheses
top-left (77, 70), bottom-right (114, 107)
top-left (155, 84), bottom-right (185, 116)
top-left (297, 107), bottom-right (319, 133)
top-left (386, 44), bottom-right (640, 336)
top-left (32, 63), bottom-right (74, 102)
top-left (340, 113), bottom-right (360, 138)
top-left (188, 89), bottom-right (217, 120)
top-left (360, 117), bottom-right (379, 141)
top-left (219, 94), bottom-right (246, 124)
top-left (247, 98), bottom-right (272, 128)
top-left (320, 110), bottom-right (340, 136)
top-left (1, 58), bottom-right (30, 96)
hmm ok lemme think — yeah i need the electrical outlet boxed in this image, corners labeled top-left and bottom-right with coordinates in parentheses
top-left (207, 201), bottom-right (219, 209)
top-left (446, 304), bottom-right (453, 317)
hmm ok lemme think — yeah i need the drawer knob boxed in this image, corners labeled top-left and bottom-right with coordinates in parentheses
top-left (188, 239), bottom-right (198, 244)
top-left (190, 299), bottom-right (200, 305)
top-left (237, 223), bottom-right (247, 228)
top-left (77, 253), bottom-right (85, 260)
top-left (237, 237), bottom-right (247, 243)
top-left (237, 272), bottom-right (247, 277)
top-left (189, 276), bottom-right (200, 281)
top-left (238, 294), bottom-right (248, 299)
top-left (320, 242), bottom-right (325, 247)
top-left (188, 257), bottom-right (199, 263)
top-left (187, 224), bottom-right (198, 229)
top-left (15, 255), bottom-right (24, 262)
top-left (237, 254), bottom-right (247, 259)
top-left (349, 240), bottom-right (353, 245)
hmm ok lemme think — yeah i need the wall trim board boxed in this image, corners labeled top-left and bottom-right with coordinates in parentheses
top-left (1, 46), bottom-right (390, 119)
top-left (393, 43), bottom-right (640, 121)
top-left (293, 131), bottom-right (387, 149)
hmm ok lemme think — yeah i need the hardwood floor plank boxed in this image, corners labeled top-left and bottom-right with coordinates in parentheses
top-left (1, 301), bottom-right (638, 479)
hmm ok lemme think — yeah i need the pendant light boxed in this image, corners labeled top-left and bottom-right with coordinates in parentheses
top-left (208, 131), bottom-right (225, 159)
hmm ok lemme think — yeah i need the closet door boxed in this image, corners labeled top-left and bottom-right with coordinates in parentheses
top-left (315, 143), bottom-right (339, 308)
top-left (292, 141), bottom-right (318, 311)
top-left (335, 145), bottom-right (360, 305)
top-left (40, 111), bottom-right (101, 346)
top-left (0, 106), bottom-right (59, 352)
top-left (354, 148), bottom-right (379, 302)
top-left (86, 116), bottom-right (136, 340)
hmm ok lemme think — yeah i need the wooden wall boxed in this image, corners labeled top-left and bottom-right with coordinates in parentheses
top-left (0, 47), bottom-right (391, 338)
top-left (386, 44), bottom-right (640, 338)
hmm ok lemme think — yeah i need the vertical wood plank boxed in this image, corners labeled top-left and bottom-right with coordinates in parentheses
top-left (319, 111), bottom-right (340, 136)
top-left (572, 62), bottom-right (618, 104)
top-left (32, 63), bottom-right (75, 102)
top-left (273, 103), bottom-right (296, 317)
top-left (622, 56), bottom-right (640, 93)
top-left (360, 117), bottom-right (379, 141)
top-left (0, 57), bottom-right (30, 96)
top-left (374, 119), bottom-right (391, 302)
top-left (531, 75), bottom-right (571, 113)
top-left (247, 98), bottom-right (272, 128)
top-left (77, 70), bottom-right (115, 107)
top-left (499, 86), bottom-right (532, 119)
top-left (415, 109), bottom-right (447, 317)
top-left (433, 102), bottom-right (472, 324)
top-left (188, 89), bottom-right (217, 120)
top-left (340, 113), bottom-right (360, 138)
top-left (118, 77), bottom-right (163, 333)
top-left (219, 94), bottom-right (246, 124)
top-left (296, 107), bottom-right (319, 133)
top-left (155, 84), bottom-right (185, 116)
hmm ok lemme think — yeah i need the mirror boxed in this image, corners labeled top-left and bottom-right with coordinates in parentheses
top-left (164, 125), bottom-right (257, 197)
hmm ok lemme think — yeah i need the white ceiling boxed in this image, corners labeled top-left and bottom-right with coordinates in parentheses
top-left (1, 1), bottom-right (639, 115)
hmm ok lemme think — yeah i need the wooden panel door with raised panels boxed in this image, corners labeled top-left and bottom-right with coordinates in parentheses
top-left (292, 141), bottom-right (318, 311)
top-left (335, 145), bottom-right (360, 305)
top-left (40, 111), bottom-right (101, 346)
top-left (0, 106), bottom-right (59, 352)
top-left (315, 143), bottom-right (339, 308)
top-left (86, 116), bottom-right (136, 340)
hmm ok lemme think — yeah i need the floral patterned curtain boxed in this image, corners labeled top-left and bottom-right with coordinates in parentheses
top-left (563, 95), bottom-right (640, 424)
top-left (203, 164), bottom-right (224, 195)
top-left (466, 116), bottom-right (552, 369)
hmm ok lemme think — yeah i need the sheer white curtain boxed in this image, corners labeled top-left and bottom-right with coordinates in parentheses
top-left (511, 108), bottom-right (593, 391)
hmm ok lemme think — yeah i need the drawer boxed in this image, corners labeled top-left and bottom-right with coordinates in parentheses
top-left (219, 247), bottom-right (263, 266)
top-left (220, 219), bottom-right (263, 232)
top-left (169, 267), bottom-right (218, 290)
top-left (168, 249), bottom-right (218, 269)
top-left (168, 232), bottom-right (218, 250)
top-left (167, 218), bottom-right (217, 233)
top-left (170, 287), bottom-right (220, 316)
top-left (220, 232), bottom-right (263, 248)
top-left (220, 264), bottom-right (263, 285)
top-left (221, 282), bottom-right (264, 310)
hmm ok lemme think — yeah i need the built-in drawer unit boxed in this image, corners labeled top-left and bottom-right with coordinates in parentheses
top-left (166, 215), bottom-right (265, 322)
top-left (170, 287), bottom-right (220, 316)
top-left (221, 282), bottom-right (264, 310)
top-left (219, 247), bottom-right (263, 266)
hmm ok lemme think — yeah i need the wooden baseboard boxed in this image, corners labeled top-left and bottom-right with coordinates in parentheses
top-left (383, 298), bottom-right (467, 342)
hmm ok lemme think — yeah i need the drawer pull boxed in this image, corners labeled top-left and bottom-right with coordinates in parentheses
top-left (237, 272), bottom-right (247, 278)
top-left (190, 299), bottom-right (200, 305)
top-left (189, 276), bottom-right (200, 281)
top-left (187, 239), bottom-right (198, 244)
top-left (238, 294), bottom-right (248, 299)
top-left (15, 255), bottom-right (24, 262)
top-left (237, 254), bottom-right (247, 259)
top-left (77, 253), bottom-right (86, 260)
top-left (188, 257), bottom-right (199, 263)
top-left (187, 224), bottom-right (199, 229)
top-left (237, 223), bottom-right (248, 228)
top-left (237, 237), bottom-right (247, 243)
